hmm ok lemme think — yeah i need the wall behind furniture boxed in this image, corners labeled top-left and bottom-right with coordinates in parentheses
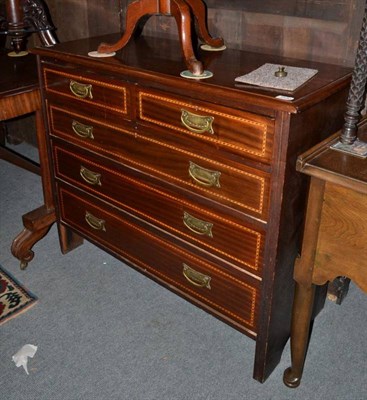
top-left (125, 0), bottom-right (365, 67)
top-left (45, 0), bottom-right (364, 67)
top-left (45, 0), bottom-right (123, 42)
top-left (35, 0), bottom-right (366, 66)
top-left (205, 0), bottom-right (365, 66)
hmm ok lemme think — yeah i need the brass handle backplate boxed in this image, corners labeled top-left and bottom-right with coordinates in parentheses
top-left (69, 80), bottom-right (93, 99)
top-left (80, 166), bottom-right (102, 186)
top-left (72, 120), bottom-right (94, 139)
top-left (85, 211), bottom-right (106, 231)
top-left (189, 161), bottom-right (221, 188)
top-left (183, 211), bottom-right (213, 237)
top-left (182, 263), bottom-right (211, 289)
top-left (181, 109), bottom-right (214, 134)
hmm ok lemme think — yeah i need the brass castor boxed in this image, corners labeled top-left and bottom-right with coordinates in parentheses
top-left (283, 367), bottom-right (301, 388)
top-left (20, 260), bottom-right (28, 270)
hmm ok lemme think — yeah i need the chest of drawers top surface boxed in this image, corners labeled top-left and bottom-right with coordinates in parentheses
top-left (32, 33), bottom-right (351, 114)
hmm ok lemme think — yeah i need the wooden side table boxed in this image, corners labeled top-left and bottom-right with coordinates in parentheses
top-left (283, 130), bottom-right (367, 387)
top-left (0, 52), bottom-right (41, 174)
top-left (0, 52), bottom-right (56, 268)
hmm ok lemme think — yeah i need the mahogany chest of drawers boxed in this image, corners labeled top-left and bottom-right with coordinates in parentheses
top-left (32, 34), bottom-right (351, 382)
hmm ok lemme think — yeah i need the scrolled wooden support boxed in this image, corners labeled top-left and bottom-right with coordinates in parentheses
top-left (183, 0), bottom-right (224, 48)
top-left (11, 205), bottom-right (56, 269)
top-left (170, 0), bottom-right (203, 75)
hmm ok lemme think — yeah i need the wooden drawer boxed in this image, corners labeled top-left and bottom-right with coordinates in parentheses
top-left (43, 66), bottom-right (131, 122)
top-left (58, 184), bottom-right (260, 336)
top-left (49, 105), bottom-right (271, 220)
top-left (137, 89), bottom-right (275, 163)
top-left (53, 144), bottom-right (265, 278)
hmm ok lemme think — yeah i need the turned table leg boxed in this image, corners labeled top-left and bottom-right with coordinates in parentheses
top-left (283, 177), bottom-right (326, 387)
top-left (283, 280), bottom-right (316, 387)
top-left (170, 0), bottom-right (203, 75)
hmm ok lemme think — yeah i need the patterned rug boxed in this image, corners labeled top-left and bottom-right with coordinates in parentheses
top-left (0, 266), bottom-right (37, 325)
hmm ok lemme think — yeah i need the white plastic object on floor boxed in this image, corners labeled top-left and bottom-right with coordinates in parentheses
top-left (12, 344), bottom-right (38, 375)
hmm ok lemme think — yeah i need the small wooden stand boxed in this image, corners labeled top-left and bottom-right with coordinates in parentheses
top-left (283, 5), bottom-right (367, 387)
top-left (97, 0), bottom-right (224, 76)
top-left (283, 131), bottom-right (367, 388)
top-left (0, 53), bottom-right (57, 269)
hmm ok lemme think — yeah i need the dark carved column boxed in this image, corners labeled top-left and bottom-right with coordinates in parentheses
top-left (6, 0), bottom-right (26, 52)
top-left (340, 2), bottom-right (367, 144)
top-left (2, 0), bottom-right (57, 54)
top-left (23, 0), bottom-right (57, 47)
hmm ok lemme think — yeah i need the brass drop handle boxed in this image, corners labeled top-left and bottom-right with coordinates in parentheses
top-left (80, 166), bottom-right (102, 186)
top-left (189, 161), bottom-right (221, 188)
top-left (182, 263), bottom-right (211, 289)
top-left (181, 109), bottom-right (214, 134)
top-left (72, 120), bottom-right (94, 139)
top-left (69, 80), bottom-right (93, 99)
top-left (85, 211), bottom-right (106, 231)
top-left (183, 211), bottom-right (213, 237)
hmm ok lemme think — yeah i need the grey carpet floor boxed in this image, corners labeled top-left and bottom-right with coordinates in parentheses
top-left (0, 145), bottom-right (366, 400)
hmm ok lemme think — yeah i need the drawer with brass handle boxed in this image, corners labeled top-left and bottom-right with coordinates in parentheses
top-left (138, 89), bottom-right (275, 163)
top-left (58, 184), bottom-right (260, 336)
top-left (180, 110), bottom-right (214, 134)
top-left (79, 165), bottom-right (102, 186)
top-left (53, 144), bottom-right (265, 277)
top-left (84, 210), bottom-right (106, 231)
top-left (188, 161), bottom-right (221, 188)
top-left (49, 107), bottom-right (270, 220)
top-left (43, 66), bottom-right (131, 122)
top-left (183, 211), bottom-right (213, 238)
top-left (69, 80), bottom-right (93, 99)
top-left (72, 120), bottom-right (94, 139)
top-left (182, 263), bottom-right (212, 289)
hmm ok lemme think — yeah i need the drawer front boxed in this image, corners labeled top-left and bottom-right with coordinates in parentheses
top-left (49, 105), bottom-right (270, 220)
top-left (53, 145), bottom-right (265, 278)
top-left (138, 90), bottom-right (274, 163)
top-left (43, 66), bottom-right (131, 121)
top-left (58, 185), bottom-right (260, 336)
